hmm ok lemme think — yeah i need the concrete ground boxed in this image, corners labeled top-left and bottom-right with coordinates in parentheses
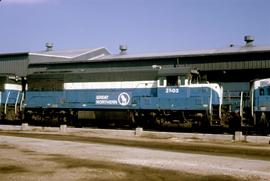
top-left (0, 127), bottom-right (270, 180)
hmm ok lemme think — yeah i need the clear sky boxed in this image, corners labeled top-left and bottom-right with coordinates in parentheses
top-left (0, 0), bottom-right (269, 54)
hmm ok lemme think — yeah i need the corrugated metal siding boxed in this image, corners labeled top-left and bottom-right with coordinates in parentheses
top-left (27, 50), bottom-right (270, 80)
top-left (0, 55), bottom-right (29, 76)
top-left (175, 53), bottom-right (270, 71)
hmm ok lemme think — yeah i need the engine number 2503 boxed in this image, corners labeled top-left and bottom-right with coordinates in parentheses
top-left (165, 88), bottom-right (179, 94)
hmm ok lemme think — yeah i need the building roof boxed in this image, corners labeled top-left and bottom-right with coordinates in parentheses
top-left (27, 44), bottom-right (270, 66)
top-left (29, 47), bottom-right (111, 64)
top-left (0, 52), bottom-right (29, 77)
top-left (30, 48), bottom-right (105, 59)
top-left (95, 45), bottom-right (270, 62)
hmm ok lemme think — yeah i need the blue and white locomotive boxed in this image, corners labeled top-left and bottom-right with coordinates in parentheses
top-left (0, 74), bottom-right (23, 121)
top-left (24, 66), bottom-right (223, 128)
top-left (250, 78), bottom-right (270, 134)
top-left (6, 65), bottom-right (268, 134)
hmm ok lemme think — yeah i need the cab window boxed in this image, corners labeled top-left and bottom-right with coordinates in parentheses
top-left (267, 87), bottom-right (270, 95)
top-left (167, 76), bottom-right (178, 86)
top-left (159, 77), bottom-right (165, 86)
top-left (159, 75), bottom-right (187, 87)
top-left (259, 88), bottom-right (264, 96)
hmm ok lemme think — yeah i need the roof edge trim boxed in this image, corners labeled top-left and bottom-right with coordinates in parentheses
top-left (29, 52), bottom-right (72, 59)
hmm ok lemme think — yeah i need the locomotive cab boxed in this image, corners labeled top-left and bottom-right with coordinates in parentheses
top-left (157, 67), bottom-right (196, 88)
top-left (154, 67), bottom-right (223, 128)
top-left (157, 67), bottom-right (191, 98)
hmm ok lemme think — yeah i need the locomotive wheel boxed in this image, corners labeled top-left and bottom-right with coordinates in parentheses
top-left (159, 118), bottom-right (166, 127)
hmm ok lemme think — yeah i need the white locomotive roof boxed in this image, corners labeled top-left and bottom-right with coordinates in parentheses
top-left (253, 78), bottom-right (270, 89)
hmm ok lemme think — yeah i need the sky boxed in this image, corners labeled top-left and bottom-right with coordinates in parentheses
top-left (0, 0), bottom-right (269, 54)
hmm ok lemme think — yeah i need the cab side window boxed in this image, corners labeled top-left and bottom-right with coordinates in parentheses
top-left (159, 77), bottom-right (165, 86)
top-left (259, 88), bottom-right (264, 96)
top-left (167, 76), bottom-right (178, 86)
top-left (158, 75), bottom-right (187, 87)
top-left (267, 87), bottom-right (270, 95)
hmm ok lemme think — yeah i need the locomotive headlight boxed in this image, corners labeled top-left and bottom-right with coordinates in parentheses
top-left (260, 106), bottom-right (267, 111)
top-left (203, 104), bottom-right (208, 108)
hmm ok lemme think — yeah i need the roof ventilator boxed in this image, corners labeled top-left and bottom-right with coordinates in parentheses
top-left (244, 35), bottom-right (254, 47)
top-left (45, 43), bottom-right (53, 51)
top-left (119, 45), bottom-right (128, 55)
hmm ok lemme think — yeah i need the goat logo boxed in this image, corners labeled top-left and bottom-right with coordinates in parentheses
top-left (118, 92), bottom-right (130, 106)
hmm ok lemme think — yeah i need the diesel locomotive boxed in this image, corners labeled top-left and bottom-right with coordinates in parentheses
top-left (251, 78), bottom-right (270, 134)
top-left (0, 66), bottom-right (269, 134)
top-left (23, 66), bottom-right (224, 129)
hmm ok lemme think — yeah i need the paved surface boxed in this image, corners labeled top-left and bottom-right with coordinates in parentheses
top-left (1, 134), bottom-right (270, 181)
top-left (1, 124), bottom-right (270, 144)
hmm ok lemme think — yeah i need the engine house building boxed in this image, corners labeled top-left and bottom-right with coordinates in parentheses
top-left (0, 52), bottom-right (29, 77)
top-left (1, 36), bottom-right (270, 94)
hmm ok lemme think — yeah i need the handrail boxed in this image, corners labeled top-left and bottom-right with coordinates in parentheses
top-left (4, 91), bottom-right (10, 114)
top-left (15, 91), bottom-right (20, 114)
top-left (219, 86), bottom-right (223, 119)
top-left (20, 92), bottom-right (25, 111)
top-left (240, 91), bottom-right (243, 119)
top-left (209, 89), bottom-right (212, 115)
